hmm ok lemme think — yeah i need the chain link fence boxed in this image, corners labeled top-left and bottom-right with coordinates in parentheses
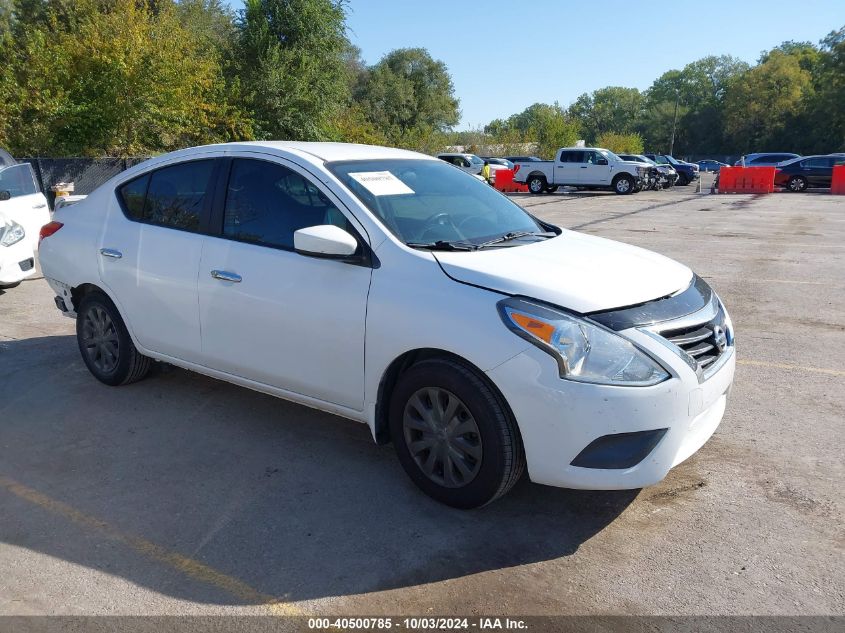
top-left (15, 157), bottom-right (151, 207)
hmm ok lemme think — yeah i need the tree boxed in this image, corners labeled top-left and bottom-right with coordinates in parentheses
top-left (0, 0), bottom-right (246, 156)
top-left (596, 132), bottom-right (644, 154)
top-left (568, 87), bottom-right (643, 142)
top-left (354, 47), bottom-right (460, 145)
top-left (235, 0), bottom-right (350, 140)
top-left (722, 50), bottom-right (813, 153)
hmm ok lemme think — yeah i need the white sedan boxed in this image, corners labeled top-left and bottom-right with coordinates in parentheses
top-left (0, 159), bottom-right (51, 288)
top-left (39, 142), bottom-right (735, 508)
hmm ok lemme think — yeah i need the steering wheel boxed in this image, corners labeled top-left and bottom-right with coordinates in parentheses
top-left (419, 212), bottom-right (462, 242)
top-left (457, 215), bottom-right (497, 235)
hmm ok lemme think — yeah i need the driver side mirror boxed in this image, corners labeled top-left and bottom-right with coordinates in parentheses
top-left (597, 158), bottom-right (608, 166)
top-left (0, 191), bottom-right (10, 202)
top-left (294, 225), bottom-right (358, 258)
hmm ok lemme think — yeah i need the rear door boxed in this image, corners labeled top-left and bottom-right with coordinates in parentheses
top-left (99, 157), bottom-right (219, 363)
top-left (804, 157), bottom-right (834, 186)
top-left (554, 150), bottom-right (583, 185)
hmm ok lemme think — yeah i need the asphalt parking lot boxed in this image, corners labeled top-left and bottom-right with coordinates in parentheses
top-left (1, 175), bottom-right (843, 617)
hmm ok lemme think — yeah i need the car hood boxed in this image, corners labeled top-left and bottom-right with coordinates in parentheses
top-left (433, 230), bottom-right (693, 313)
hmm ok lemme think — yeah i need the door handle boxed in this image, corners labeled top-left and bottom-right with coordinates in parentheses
top-left (580, 166), bottom-right (588, 169)
top-left (33, 203), bottom-right (47, 209)
top-left (211, 270), bottom-right (242, 283)
top-left (99, 248), bottom-right (122, 259)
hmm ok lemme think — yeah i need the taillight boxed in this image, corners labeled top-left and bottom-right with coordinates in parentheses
top-left (514, 164), bottom-right (521, 174)
top-left (39, 221), bottom-right (63, 246)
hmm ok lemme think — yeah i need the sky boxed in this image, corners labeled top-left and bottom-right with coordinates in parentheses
top-left (230, 0), bottom-right (845, 130)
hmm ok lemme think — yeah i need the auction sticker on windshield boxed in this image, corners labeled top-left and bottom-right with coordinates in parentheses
top-left (349, 171), bottom-right (415, 196)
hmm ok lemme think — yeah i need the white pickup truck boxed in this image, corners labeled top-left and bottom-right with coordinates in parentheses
top-left (513, 147), bottom-right (649, 195)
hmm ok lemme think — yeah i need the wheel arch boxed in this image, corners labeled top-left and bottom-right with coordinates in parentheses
top-left (69, 282), bottom-right (146, 352)
top-left (372, 348), bottom-right (520, 446)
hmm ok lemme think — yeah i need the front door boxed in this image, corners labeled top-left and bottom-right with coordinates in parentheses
top-left (581, 150), bottom-right (611, 185)
top-left (197, 157), bottom-right (371, 411)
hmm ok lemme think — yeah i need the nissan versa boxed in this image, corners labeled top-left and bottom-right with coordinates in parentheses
top-left (38, 142), bottom-right (736, 508)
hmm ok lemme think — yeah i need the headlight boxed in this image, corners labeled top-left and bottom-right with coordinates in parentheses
top-left (497, 297), bottom-right (670, 386)
top-left (0, 221), bottom-right (25, 247)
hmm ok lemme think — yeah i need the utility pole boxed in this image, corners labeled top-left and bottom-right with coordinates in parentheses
top-left (668, 90), bottom-right (680, 156)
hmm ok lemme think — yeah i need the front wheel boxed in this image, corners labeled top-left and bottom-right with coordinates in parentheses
top-left (787, 175), bottom-right (808, 192)
top-left (389, 359), bottom-right (525, 508)
top-left (613, 174), bottom-right (635, 195)
top-left (76, 291), bottom-right (153, 386)
top-left (545, 185), bottom-right (559, 193)
top-left (676, 173), bottom-right (690, 186)
top-left (527, 175), bottom-right (546, 195)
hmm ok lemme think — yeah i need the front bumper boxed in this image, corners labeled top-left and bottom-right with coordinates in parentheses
top-left (487, 329), bottom-right (735, 490)
top-left (0, 240), bottom-right (37, 285)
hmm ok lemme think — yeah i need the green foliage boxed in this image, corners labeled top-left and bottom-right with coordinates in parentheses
top-left (596, 132), bottom-right (644, 155)
top-left (353, 47), bottom-right (460, 146)
top-left (568, 87), bottom-right (643, 141)
top-left (484, 102), bottom-right (578, 158)
top-left (722, 50), bottom-right (813, 153)
top-left (234, 0), bottom-right (350, 141)
top-left (0, 0), bottom-right (249, 156)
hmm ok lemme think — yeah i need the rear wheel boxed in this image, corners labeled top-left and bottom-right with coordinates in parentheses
top-left (527, 175), bottom-right (547, 195)
top-left (545, 185), bottom-right (559, 193)
top-left (613, 174), bottom-right (635, 195)
top-left (787, 175), bottom-right (808, 192)
top-left (76, 291), bottom-right (152, 386)
top-left (389, 358), bottom-right (525, 508)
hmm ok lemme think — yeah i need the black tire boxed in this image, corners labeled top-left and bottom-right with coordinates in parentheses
top-left (787, 175), bottom-right (808, 192)
top-left (389, 358), bottom-right (525, 509)
top-left (76, 291), bottom-right (152, 386)
top-left (527, 175), bottom-right (546, 195)
top-left (545, 185), bottom-right (559, 193)
top-left (612, 174), bottom-right (635, 195)
top-left (677, 173), bottom-right (690, 186)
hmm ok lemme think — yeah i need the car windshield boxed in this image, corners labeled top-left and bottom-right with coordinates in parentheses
top-left (599, 149), bottom-right (621, 161)
top-left (637, 156), bottom-right (657, 165)
top-left (663, 155), bottom-right (680, 166)
top-left (329, 159), bottom-right (548, 247)
top-left (469, 155), bottom-right (484, 166)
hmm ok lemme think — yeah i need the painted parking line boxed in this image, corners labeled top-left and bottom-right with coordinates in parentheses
top-left (737, 359), bottom-right (845, 377)
top-left (0, 476), bottom-right (302, 616)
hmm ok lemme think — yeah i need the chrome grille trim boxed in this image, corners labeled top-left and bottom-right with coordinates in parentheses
top-left (640, 294), bottom-right (733, 382)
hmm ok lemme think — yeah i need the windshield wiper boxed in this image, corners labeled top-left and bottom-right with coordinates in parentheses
top-left (475, 231), bottom-right (556, 249)
top-left (406, 240), bottom-right (477, 251)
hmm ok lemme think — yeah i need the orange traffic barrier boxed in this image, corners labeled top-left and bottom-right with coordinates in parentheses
top-left (493, 169), bottom-right (529, 193)
top-left (717, 166), bottom-right (776, 194)
top-left (831, 165), bottom-right (845, 195)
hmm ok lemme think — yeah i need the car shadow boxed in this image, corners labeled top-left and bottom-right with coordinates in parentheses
top-left (0, 335), bottom-right (638, 605)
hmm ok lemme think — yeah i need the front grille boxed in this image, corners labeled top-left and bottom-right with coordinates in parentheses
top-left (657, 308), bottom-right (729, 371)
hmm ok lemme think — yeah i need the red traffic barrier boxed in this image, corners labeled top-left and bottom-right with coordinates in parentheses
top-left (831, 165), bottom-right (845, 195)
top-left (493, 169), bottom-right (528, 193)
top-left (717, 166), bottom-right (775, 194)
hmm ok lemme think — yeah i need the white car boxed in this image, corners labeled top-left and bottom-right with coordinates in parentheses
top-left (39, 142), bottom-right (735, 508)
top-left (0, 156), bottom-right (51, 288)
top-left (437, 152), bottom-right (507, 183)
